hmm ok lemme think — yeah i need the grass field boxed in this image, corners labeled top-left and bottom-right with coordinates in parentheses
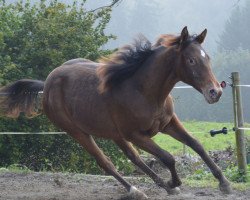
top-left (153, 121), bottom-right (250, 155)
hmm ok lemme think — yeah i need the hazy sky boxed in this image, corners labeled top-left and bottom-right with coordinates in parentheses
top-left (5, 0), bottom-right (246, 53)
top-left (101, 0), bottom-right (245, 54)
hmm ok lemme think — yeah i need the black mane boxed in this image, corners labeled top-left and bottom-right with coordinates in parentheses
top-left (97, 35), bottom-right (154, 92)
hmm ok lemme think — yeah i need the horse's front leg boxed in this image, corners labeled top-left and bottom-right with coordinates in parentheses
top-left (163, 114), bottom-right (232, 194)
top-left (115, 135), bottom-right (181, 195)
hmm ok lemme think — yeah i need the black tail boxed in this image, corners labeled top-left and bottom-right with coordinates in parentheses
top-left (0, 79), bottom-right (44, 118)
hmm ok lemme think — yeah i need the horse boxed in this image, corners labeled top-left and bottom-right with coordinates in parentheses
top-left (0, 27), bottom-right (232, 199)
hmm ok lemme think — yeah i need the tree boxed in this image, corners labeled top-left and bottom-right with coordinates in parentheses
top-left (218, 1), bottom-right (250, 51)
top-left (0, 0), bottom-right (115, 83)
top-left (214, 0), bottom-right (250, 124)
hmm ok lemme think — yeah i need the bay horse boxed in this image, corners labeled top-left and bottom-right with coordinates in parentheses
top-left (0, 27), bottom-right (232, 199)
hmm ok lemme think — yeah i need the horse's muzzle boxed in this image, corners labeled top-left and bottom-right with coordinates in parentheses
top-left (203, 87), bottom-right (222, 104)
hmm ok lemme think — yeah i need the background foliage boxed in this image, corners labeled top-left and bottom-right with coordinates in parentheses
top-left (0, 0), bottom-right (250, 174)
top-left (0, 0), bottom-right (133, 174)
top-left (218, 1), bottom-right (250, 51)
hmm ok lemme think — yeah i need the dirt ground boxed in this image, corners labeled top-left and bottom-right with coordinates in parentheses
top-left (0, 172), bottom-right (249, 200)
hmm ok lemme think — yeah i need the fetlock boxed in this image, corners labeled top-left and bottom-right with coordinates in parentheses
top-left (154, 177), bottom-right (166, 188)
top-left (219, 178), bottom-right (232, 194)
top-left (167, 179), bottom-right (182, 188)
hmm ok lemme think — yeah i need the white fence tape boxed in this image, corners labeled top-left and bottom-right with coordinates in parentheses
top-left (234, 85), bottom-right (250, 88)
top-left (0, 83), bottom-right (249, 135)
top-left (173, 86), bottom-right (193, 89)
top-left (237, 127), bottom-right (250, 131)
top-left (0, 132), bottom-right (66, 135)
top-left (0, 84), bottom-right (249, 95)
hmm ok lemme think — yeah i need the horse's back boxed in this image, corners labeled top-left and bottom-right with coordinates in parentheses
top-left (42, 59), bottom-right (175, 139)
top-left (62, 58), bottom-right (95, 66)
top-left (42, 61), bottom-right (117, 138)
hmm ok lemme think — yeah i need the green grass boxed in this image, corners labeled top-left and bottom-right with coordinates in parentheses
top-left (153, 121), bottom-right (250, 155)
top-left (183, 178), bottom-right (250, 191)
top-left (183, 164), bottom-right (250, 190)
top-left (0, 164), bottom-right (31, 174)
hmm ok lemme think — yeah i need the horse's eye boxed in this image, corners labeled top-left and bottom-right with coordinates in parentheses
top-left (187, 58), bottom-right (196, 65)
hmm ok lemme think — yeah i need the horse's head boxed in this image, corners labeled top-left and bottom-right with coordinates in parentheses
top-left (173, 27), bottom-right (222, 104)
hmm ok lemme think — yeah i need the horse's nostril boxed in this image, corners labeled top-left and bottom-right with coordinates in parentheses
top-left (209, 89), bottom-right (217, 97)
top-left (210, 89), bottom-right (215, 93)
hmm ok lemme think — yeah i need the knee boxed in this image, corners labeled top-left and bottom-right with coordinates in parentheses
top-left (213, 168), bottom-right (223, 179)
top-left (187, 139), bottom-right (205, 154)
top-left (97, 157), bottom-right (116, 171)
top-left (194, 143), bottom-right (204, 153)
top-left (160, 152), bottom-right (175, 167)
top-left (127, 151), bottom-right (142, 165)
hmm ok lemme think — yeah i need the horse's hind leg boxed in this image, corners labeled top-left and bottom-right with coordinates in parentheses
top-left (69, 131), bottom-right (148, 200)
top-left (164, 114), bottom-right (232, 194)
top-left (115, 137), bottom-right (181, 195)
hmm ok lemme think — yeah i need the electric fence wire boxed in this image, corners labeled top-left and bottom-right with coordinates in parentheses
top-left (0, 83), bottom-right (250, 134)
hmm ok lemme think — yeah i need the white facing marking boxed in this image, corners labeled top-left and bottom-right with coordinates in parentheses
top-left (130, 186), bottom-right (138, 193)
top-left (200, 49), bottom-right (206, 58)
top-left (129, 186), bottom-right (148, 199)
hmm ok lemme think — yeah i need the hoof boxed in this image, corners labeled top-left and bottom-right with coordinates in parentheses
top-left (164, 180), bottom-right (181, 195)
top-left (128, 186), bottom-right (148, 200)
top-left (167, 187), bottom-right (181, 195)
top-left (219, 182), bottom-right (233, 194)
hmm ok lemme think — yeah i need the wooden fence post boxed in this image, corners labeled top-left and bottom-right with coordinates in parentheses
top-left (231, 72), bottom-right (247, 174)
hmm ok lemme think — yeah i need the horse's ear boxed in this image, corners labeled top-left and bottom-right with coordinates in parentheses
top-left (196, 29), bottom-right (207, 44)
top-left (180, 26), bottom-right (189, 44)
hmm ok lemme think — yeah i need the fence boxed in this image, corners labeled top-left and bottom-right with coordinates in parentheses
top-left (231, 72), bottom-right (248, 174)
top-left (174, 72), bottom-right (250, 174)
top-left (0, 71), bottom-right (249, 174)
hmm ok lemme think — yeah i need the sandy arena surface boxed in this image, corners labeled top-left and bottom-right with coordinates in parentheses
top-left (0, 172), bottom-right (249, 200)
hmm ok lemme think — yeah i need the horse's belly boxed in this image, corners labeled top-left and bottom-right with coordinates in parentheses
top-left (43, 65), bottom-right (118, 139)
top-left (68, 96), bottom-right (118, 138)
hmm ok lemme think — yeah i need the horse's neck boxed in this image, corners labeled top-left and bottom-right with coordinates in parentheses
top-left (133, 47), bottom-right (179, 105)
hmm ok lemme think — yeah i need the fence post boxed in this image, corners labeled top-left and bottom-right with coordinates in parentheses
top-left (231, 72), bottom-right (247, 174)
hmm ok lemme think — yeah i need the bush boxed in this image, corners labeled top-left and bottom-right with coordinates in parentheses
top-left (0, 133), bottom-right (134, 174)
top-left (0, 0), bottom-right (133, 175)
